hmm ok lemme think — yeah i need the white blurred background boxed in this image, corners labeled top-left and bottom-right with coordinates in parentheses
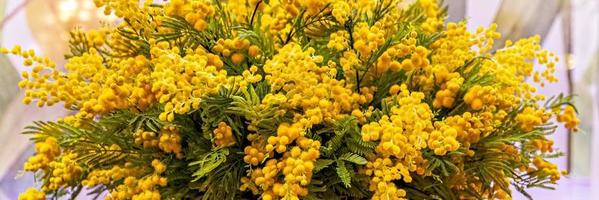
top-left (0, 0), bottom-right (597, 199)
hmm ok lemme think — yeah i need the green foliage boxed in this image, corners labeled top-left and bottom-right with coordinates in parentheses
top-left (190, 149), bottom-right (229, 182)
top-left (313, 159), bottom-right (335, 173)
top-left (335, 160), bottom-right (352, 188)
top-left (339, 153), bottom-right (367, 165)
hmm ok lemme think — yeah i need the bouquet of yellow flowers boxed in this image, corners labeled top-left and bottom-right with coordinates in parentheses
top-left (4, 0), bottom-right (579, 199)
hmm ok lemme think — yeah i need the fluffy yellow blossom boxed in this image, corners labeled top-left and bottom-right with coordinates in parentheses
top-left (165, 0), bottom-right (215, 31)
top-left (516, 107), bottom-right (550, 132)
top-left (266, 123), bottom-right (302, 153)
top-left (444, 112), bottom-right (495, 146)
top-left (18, 188), bottom-right (45, 200)
top-left (213, 38), bottom-right (252, 65)
top-left (243, 159), bottom-right (279, 193)
top-left (105, 164), bottom-right (168, 200)
top-left (375, 32), bottom-right (429, 73)
top-left (82, 163), bottom-right (146, 187)
top-left (245, 129), bottom-right (320, 199)
top-left (556, 105), bottom-right (579, 131)
top-left (419, 0), bottom-right (442, 33)
top-left (340, 50), bottom-right (361, 75)
top-left (152, 42), bottom-right (228, 122)
top-left (93, 0), bottom-right (159, 37)
top-left (363, 158), bottom-right (409, 200)
top-left (24, 136), bottom-right (60, 171)
top-left (277, 137), bottom-right (320, 198)
top-left (244, 143), bottom-right (269, 166)
top-left (361, 85), bottom-right (433, 197)
top-left (353, 22), bottom-right (385, 58)
top-left (46, 153), bottom-right (83, 191)
top-left (159, 125), bottom-right (183, 158)
top-left (331, 1), bottom-right (350, 25)
top-left (263, 43), bottom-right (360, 127)
top-left (531, 157), bottom-right (561, 183)
top-left (432, 71), bottom-right (463, 109)
top-left (213, 122), bottom-right (236, 147)
top-left (134, 129), bottom-right (159, 149)
top-left (327, 30), bottom-right (350, 51)
top-left (529, 139), bottom-right (554, 153)
top-left (428, 123), bottom-right (460, 155)
top-left (463, 85), bottom-right (497, 110)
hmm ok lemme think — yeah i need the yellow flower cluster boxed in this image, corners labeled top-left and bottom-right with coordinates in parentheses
top-left (165, 0), bottom-right (216, 31)
top-left (258, 1), bottom-right (292, 35)
top-left (213, 38), bottom-right (255, 65)
top-left (473, 23), bottom-right (502, 54)
top-left (531, 157), bottom-right (562, 183)
top-left (5, 43), bottom-right (168, 127)
top-left (276, 137), bottom-right (320, 198)
top-left (24, 136), bottom-right (60, 171)
top-left (241, 159), bottom-right (278, 195)
top-left (353, 22), bottom-right (385, 58)
top-left (375, 32), bottom-right (428, 73)
top-left (105, 160), bottom-right (168, 200)
top-left (237, 93), bottom-right (327, 200)
top-left (263, 43), bottom-right (363, 127)
top-left (82, 163), bottom-right (145, 187)
top-left (244, 132), bottom-right (320, 199)
top-left (420, 22), bottom-right (472, 92)
top-left (529, 139), bottom-right (554, 153)
top-left (363, 158), bottom-right (409, 200)
top-left (213, 122), bottom-right (236, 147)
top-left (158, 125), bottom-right (183, 158)
top-left (46, 153), bottom-right (83, 191)
top-left (266, 123), bottom-right (302, 153)
top-left (428, 123), bottom-right (460, 156)
top-left (534, 50), bottom-right (560, 86)
top-left (516, 107), bottom-right (550, 132)
top-left (236, 66), bottom-right (265, 89)
top-left (134, 129), bottom-right (159, 148)
top-left (463, 85), bottom-right (497, 110)
top-left (492, 36), bottom-right (558, 91)
top-left (331, 1), bottom-right (350, 25)
top-left (243, 143), bottom-right (268, 166)
top-left (432, 72), bottom-right (463, 109)
top-left (152, 42), bottom-right (228, 122)
top-left (327, 30), bottom-right (350, 51)
top-left (419, 0), bottom-right (443, 33)
top-left (430, 22), bottom-right (474, 71)
top-left (93, 0), bottom-right (158, 36)
top-left (361, 85), bottom-right (433, 197)
top-left (18, 188), bottom-right (45, 200)
top-left (444, 111), bottom-right (495, 146)
top-left (351, 107), bottom-right (373, 124)
top-left (557, 105), bottom-right (579, 131)
top-left (340, 50), bottom-right (360, 75)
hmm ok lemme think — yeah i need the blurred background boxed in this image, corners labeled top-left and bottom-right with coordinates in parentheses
top-left (0, 0), bottom-right (597, 199)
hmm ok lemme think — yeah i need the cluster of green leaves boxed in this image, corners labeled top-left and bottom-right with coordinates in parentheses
top-left (304, 117), bottom-right (374, 199)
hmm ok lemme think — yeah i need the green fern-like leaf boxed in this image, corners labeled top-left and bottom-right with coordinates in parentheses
top-left (190, 149), bottom-right (229, 182)
top-left (336, 161), bottom-right (351, 188)
top-left (338, 153), bottom-right (367, 165)
top-left (314, 159), bottom-right (335, 173)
